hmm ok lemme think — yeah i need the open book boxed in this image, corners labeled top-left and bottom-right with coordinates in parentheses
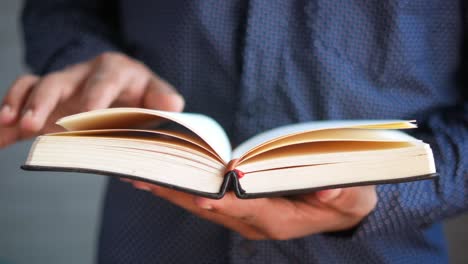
top-left (22, 108), bottom-right (437, 199)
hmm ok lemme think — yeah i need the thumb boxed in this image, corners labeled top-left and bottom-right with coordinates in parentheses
top-left (316, 188), bottom-right (343, 203)
top-left (143, 77), bottom-right (185, 112)
top-left (318, 186), bottom-right (378, 216)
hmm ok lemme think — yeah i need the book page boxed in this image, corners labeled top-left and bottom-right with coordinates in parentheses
top-left (48, 128), bottom-right (224, 163)
top-left (236, 141), bottom-right (423, 172)
top-left (238, 129), bottom-right (420, 163)
top-left (232, 120), bottom-right (416, 159)
top-left (56, 108), bottom-right (232, 163)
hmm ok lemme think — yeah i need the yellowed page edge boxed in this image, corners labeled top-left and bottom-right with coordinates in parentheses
top-left (56, 108), bottom-right (232, 163)
top-left (233, 120), bottom-right (416, 160)
top-left (48, 128), bottom-right (225, 163)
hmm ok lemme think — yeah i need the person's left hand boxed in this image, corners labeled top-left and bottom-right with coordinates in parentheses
top-left (126, 180), bottom-right (377, 240)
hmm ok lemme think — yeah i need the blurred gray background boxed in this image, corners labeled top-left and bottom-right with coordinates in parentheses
top-left (0, 2), bottom-right (106, 264)
top-left (0, 1), bottom-right (466, 264)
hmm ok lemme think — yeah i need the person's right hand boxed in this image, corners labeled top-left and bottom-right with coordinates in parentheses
top-left (0, 52), bottom-right (185, 148)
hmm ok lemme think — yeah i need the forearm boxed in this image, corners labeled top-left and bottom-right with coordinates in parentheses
top-left (22, 0), bottom-right (122, 74)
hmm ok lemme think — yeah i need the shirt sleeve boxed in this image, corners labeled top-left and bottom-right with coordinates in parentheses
top-left (352, 101), bottom-right (467, 238)
top-left (329, 9), bottom-right (468, 239)
top-left (21, 0), bottom-right (122, 74)
top-left (352, 6), bottom-right (468, 237)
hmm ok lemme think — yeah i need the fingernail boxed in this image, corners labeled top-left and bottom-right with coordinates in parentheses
top-left (133, 182), bottom-right (151, 192)
top-left (23, 109), bottom-right (34, 118)
top-left (120, 178), bottom-right (132, 183)
top-left (317, 188), bottom-right (342, 202)
top-left (135, 185), bottom-right (152, 191)
top-left (200, 203), bottom-right (213, 210)
top-left (1, 105), bottom-right (11, 115)
top-left (194, 197), bottom-right (213, 210)
top-left (0, 105), bottom-right (13, 120)
top-left (0, 105), bottom-right (12, 123)
top-left (21, 109), bottom-right (35, 126)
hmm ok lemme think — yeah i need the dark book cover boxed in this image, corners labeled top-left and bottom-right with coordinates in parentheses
top-left (21, 165), bottom-right (437, 199)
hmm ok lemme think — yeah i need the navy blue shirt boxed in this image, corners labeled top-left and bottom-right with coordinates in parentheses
top-left (22, 0), bottom-right (467, 263)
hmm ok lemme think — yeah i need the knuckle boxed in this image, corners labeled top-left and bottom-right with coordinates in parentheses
top-left (97, 52), bottom-right (147, 74)
top-left (12, 74), bottom-right (38, 86)
top-left (92, 53), bottom-right (152, 89)
top-left (41, 72), bottom-right (66, 85)
top-left (97, 51), bottom-right (117, 62)
top-left (97, 51), bottom-right (128, 65)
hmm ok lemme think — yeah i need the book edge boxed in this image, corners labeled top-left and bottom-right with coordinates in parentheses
top-left (232, 172), bottom-right (438, 198)
top-left (20, 165), bottom-right (437, 200)
top-left (21, 165), bottom-right (228, 199)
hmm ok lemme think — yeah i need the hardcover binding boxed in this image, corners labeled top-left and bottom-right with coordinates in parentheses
top-left (21, 165), bottom-right (437, 199)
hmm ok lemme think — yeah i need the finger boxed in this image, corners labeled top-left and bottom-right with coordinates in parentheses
top-left (132, 180), bottom-right (153, 191)
top-left (0, 126), bottom-right (20, 148)
top-left (119, 177), bottom-right (133, 183)
top-left (143, 77), bottom-right (185, 112)
top-left (194, 192), bottom-right (299, 239)
top-left (194, 192), bottom-right (275, 222)
top-left (80, 66), bottom-right (127, 111)
top-left (315, 188), bottom-right (343, 202)
top-left (197, 193), bottom-right (350, 239)
top-left (151, 185), bottom-right (266, 239)
top-left (0, 75), bottom-right (39, 125)
top-left (19, 64), bottom-right (91, 133)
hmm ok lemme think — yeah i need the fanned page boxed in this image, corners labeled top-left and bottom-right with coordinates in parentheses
top-left (46, 128), bottom-right (225, 164)
top-left (232, 120), bottom-right (417, 159)
top-left (56, 108), bottom-right (232, 163)
top-left (23, 111), bottom-right (437, 199)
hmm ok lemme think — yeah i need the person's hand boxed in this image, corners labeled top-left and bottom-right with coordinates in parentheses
top-left (128, 180), bottom-right (377, 240)
top-left (0, 52), bottom-right (184, 148)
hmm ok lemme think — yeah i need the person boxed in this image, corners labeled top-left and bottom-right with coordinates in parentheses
top-left (0, 0), bottom-right (466, 263)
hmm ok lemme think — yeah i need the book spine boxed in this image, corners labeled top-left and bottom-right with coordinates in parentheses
top-left (229, 170), bottom-right (247, 198)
